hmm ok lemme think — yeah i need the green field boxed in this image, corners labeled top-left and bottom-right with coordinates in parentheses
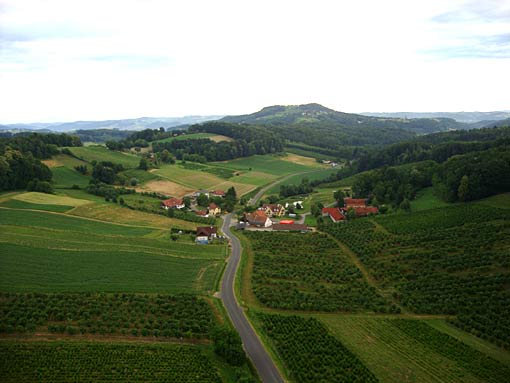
top-left (0, 209), bottom-right (225, 294)
top-left (120, 168), bottom-right (161, 184)
top-left (51, 166), bottom-right (91, 188)
top-left (0, 199), bottom-right (73, 213)
top-left (68, 146), bottom-right (140, 168)
top-left (153, 132), bottom-right (217, 143)
top-left (321, 316), bottom-right (510, 383)
top-left (0, 342), bottom-right (223, 383)
top-left (410, 187), bottom-right (451, 211)
top-left (264, 168), bottom-right (338, 195)
top-left (215, 155), bottom-right (313, 176)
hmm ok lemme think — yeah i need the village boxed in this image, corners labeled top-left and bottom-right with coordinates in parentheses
top-left (159, 190), bottom-right (379, 244)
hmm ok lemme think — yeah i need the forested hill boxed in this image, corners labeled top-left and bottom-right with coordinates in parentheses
top-left (221, 103), bottom-right (466, 135)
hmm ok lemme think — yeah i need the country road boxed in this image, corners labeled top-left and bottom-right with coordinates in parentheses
top-left (220, 213), bottom-right (284, 383)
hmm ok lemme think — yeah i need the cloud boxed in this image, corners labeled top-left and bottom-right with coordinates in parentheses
top-left (431, 0), bottom-right (510, 23)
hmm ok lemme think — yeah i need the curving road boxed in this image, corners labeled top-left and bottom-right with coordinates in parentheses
top-left (221, 213), bottom-right (284, 383)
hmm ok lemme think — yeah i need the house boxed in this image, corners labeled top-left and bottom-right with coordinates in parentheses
top-left (245, 210), bottom-right (272, 227)
top-left (272, 223), bottom-right (310, 232)
top-left (322, 207), bottom-right (345, 223)
top-left (210, 190), bottom-right (225, 198)
top-left (345, 206), bottom-right (379, 217)
top-left (193, 190), bottom-right (210, 198)
top-left (260, 204), bottom-right (286, 217)
top-left (195, 226), bottom-right (217, 244)
top-left (161, 198), bottom-right (185, 210)
top-left (344, 198), bottom-right (367, 208)
top-left (195, 210), bottom-right (209, 218)
top-left (208, 202), bottom-right (222, 216)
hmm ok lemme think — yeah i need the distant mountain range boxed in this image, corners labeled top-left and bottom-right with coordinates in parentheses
top-left (1, 105), bottom-right (509, 135)
top-left (0, 116), bottom-right (223, 133)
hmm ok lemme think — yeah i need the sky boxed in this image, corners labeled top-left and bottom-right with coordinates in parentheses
top-left (0, 0), bottom-right (509, 123)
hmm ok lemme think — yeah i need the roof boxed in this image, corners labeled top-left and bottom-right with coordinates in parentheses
top-left (344, 198), bottom-right (366, 207)
top-left (341, 206), bottom-right (379, 216)
top-left (279, 220), bottom-right (294, 224)
top-left (195, 210), bottom-right (208, 216)
top-left (211, 190), bottom-right (225, 196)
top-left (161, 198), bottom-right (184, 208)
top-left (196, 226), bottom-right (217, 237)
top-left (246, 210), bottom-right (269, 224)
top-left (322, 207), bottom-right (344, 222)
top-left (209, 202), bottom-right (219, 210)
top-left (262, 204), bottom-right (284, 212)
top-left (272, 223), bottom-right (309, 231)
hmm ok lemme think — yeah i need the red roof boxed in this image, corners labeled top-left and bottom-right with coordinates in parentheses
top-left (196, 226), bottom-right (217, 237)
top-left (322, 207), bottom-right (344, 222)
top-left (161, 198), bottom-right (183, 208)
top-left (344, 198), bottom-right (366, 208)
top-left (195, 210), bottom-right (208, 216)
top-left (272, 223), bottom-right (309, 232)
top-left (211, 190), bottom-right (225, 196)
top-left (279, 220), bottom-right (294, 224)
top-left (245, 210), bottom-right (270, 225)
top-left (209, 202), bottom-right (219, 210)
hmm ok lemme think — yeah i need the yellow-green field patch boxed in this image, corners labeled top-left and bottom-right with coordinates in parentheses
top-left (12, 192), bottom-right (91, 207)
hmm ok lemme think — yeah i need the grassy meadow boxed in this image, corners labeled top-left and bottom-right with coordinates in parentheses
top-left (67, 145), bottom-right (140, 168)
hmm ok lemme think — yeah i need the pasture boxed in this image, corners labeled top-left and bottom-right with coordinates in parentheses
top-left (410, 187), bottom-right (451, 211)
top-left (67, 146), bottom-right (140, 168)
top-left (0, 209), bottom-right (225, 294)
top-left (153, 132), bottom-right (233, 143)
top-left (215, 155), bottom-right (313, 176)
top-left (51, 166), bottom-right (91, 188)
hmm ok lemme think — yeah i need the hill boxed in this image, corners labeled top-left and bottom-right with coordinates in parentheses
top-left (221, 103), bottom-right (466, 135)
top-left (362, 110), bottom-right (510, 124)
top-left (0, 116), bottom-right (223, 133)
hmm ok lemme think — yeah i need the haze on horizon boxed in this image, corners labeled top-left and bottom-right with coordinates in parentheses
top-left (0, 0), bottom-right (509, 124)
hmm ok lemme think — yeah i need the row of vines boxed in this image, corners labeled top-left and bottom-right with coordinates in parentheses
top-left (257, 313), bottom-right (378, 382)
top-left (0, 293), bottom-right (214, 339)
top-left (244, 231), bottom-right (390, 312)
top-left (319, 203), bottom-right (510, 349)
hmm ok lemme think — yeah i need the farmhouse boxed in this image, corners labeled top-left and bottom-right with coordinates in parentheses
top-left (260, 203), bottom-right (286, 217)
top-left (208, 202), bottom-right (222, 216)
top-left (195, 226), bottom-right (217, 244)
top-left (245, 210), bottom-right (272, 227)
top-left (161, 198), bottom-right (185, 210)
top-left (195, 210), bottom-right (209, 218)
top-left (344, 198), bottom-right (367, 208)
top-left (210, 190), bottom-right (226, 198)
top-left (272, 223), bottom-right (310, 232)
top-left (322, 207), bottom-right (345, 222)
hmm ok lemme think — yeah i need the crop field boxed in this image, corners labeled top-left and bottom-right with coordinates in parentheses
top-left (67, 146), bottom-right (140, 168)
top-left (153, 164), bottom-right (256, 196)
top-left (0, 293), bottom-right (215, 338)
top-left (320, 202), bottom-right (510, 348)
top-left (264, 168), bottom-right (338, 195)
top-left (11, 192), bottom-right (91, 207)
top-left (42, 153), bottom-right (89, 169)
top-left (153, 132), bottom-right (233, 143)
top-left (0, 199), bottom-right (73, 212)
top-left (0, 342), bottom-right (222, 383)
top-left (0, 209), bottom-right (225, 294)
top-left (215, 155), bottom-right (313, 176)
top-left (321, 316), bottom-right (510, 383)
top-left (256, 313), bottom-right (377, 382)
top-left (243, 231), bottom-right (390, 312)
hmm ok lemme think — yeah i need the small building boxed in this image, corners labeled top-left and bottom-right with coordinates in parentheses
top-left (208, 202), bottom-right (221, 216)
top-left (261, 204), bottom-right (286, 217)
top-left (322, 207), bottom-right (345, 223)
top-left (272, 223), bottom-right (310, 232)
top-left (193, 190), bottom-right (210, 198)
top-left (279, 219), bottom-right (294, 224)
top-left (161, 198), bottom-right (185, 210)
top-left (344, 198), bottom-right (367, 209)
top-left (196, 226), bottom-right (217, 244)
top-left (210, 190), bottom-right (226, 198)
top-left (245, 210), bottom-right (272, 227)
top-left (195, 210), bottom-right (209, 218)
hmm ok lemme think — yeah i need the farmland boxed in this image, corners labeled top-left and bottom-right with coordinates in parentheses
top-left (153, 132), bottom-right (233, 143)
top-left (242, 231), bottom-right (390, 312)
top-left (321, 316), bottom-right (510, 383)
top-left (255, 313), bottom-right (377, 382)
top-left (0, 342), bottom-right (223, 383)
top-left (0, 209), bottom-right (225, 294)
top-left (67, 145), bottom-right (141, 168)
top-left (320, 203), bottom-right (510, 348)
top-left (0, 293), bottom-right (215, 339)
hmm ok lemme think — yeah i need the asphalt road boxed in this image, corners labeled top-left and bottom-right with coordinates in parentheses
top-left (221, 213), bottom-right (284, 383)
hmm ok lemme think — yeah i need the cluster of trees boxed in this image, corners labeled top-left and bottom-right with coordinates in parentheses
top-left (433, 145), bottom-right (510, 202)
top-left (86, 181), bottom-right (135, 202)
top-left (0, 133), bottom-right (82, 159)
top-left (105, 128), bottom-right (187, 150)
top-left (279, 178), bottom-right (313, 198)
top-left (211, 326), bottom-right (246, 366)
top-left (352, 161), bottom-right (438, 208)
top-left (91, 161), bottom-right (125, 184)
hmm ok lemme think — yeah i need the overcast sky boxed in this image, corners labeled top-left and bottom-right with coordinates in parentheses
top-left (0, 0), bottom-right (509, 123)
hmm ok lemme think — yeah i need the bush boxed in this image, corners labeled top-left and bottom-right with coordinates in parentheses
top-left (211, 326), bottom-right (246, 366)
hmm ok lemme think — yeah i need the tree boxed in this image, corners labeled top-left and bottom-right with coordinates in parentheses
top-left (139, 158), bottom-right (148, 170)
top-left (197, 193), bottom-right (209, 207)
top-left (333, 189), bottom-right (345, 204)
top-left (399, 198), bottom-right (411, 211)
top-left (183, 196), bottom-right (191, 208)
top-left (457, 175), bottom-right (470, 202)
top-left (226, 186), bottom-right (237, 200)
top-left (130, 178), bottom-right (138, 186)
top-left (311, 202), bottom-right (324, 217)
top-left (346, 207), bottom-right (357, 220)
top-left (211, 326), bottom-right (246, 366)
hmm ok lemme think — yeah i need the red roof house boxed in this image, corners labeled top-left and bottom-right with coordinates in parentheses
top-left (322, 207), bottom-right (345, 223)
top-left (211, 190), bottom-right (226, 197)
top-left (344, 198), bottom-right (367, 208)
top-left (161, 198), bottom-right (185, 209)
top-left (245, 210), bottom-right (272, 227)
